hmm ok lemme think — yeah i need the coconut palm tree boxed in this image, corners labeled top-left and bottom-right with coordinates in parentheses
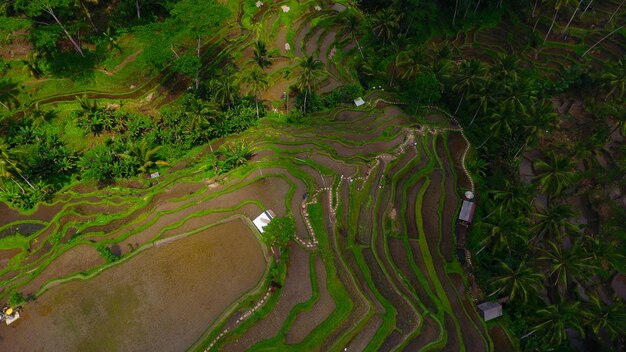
top-left (452, 59), bottom-right (487, 114)
top-left (489, 180), bottom-right (534, 215)
top-left (584, 294), bottom-right (626, 340)
top-left (539, 240), bottom-right (596, 290)
top-left (120, 139), bottom-right (168, 176)
top-left (522, 98), bottom-right (558, 148)
top-left (425, 58), bottom-right (452, 94)
top-left (477, 109), bottom-right (513, 149)
top-left (253, 40), bottom-right (271, 68)
top-left (533, 151), bottom-right (577, 196)
top-left (583, 231), bottom-right (626, 272)
top-left (0, 80), bottom-right (20, 111)
top-left (371, 8), bottom-right (399, 47)
top-left (477, 208), bottom-right (530, 255)
top-left (600, 58), bottom-right (625, 102)
top-left (340, 11), bottom-right (364, 58)
top-left (499, 76), bottom-right (537, 114)
top-left (490, 258), bottom-right (543, 305)
top-left (210, 64), bottom-right (238, 108)
top-left (531, 203), bottom-right (579, 242)
top-left (492, 54), bottom-right (519, 82)
top-left (395, 45), bottom-right (425, 80)
top-left (240, 66), bottom-right (268, 119)
top-left (531, 301), bottom-right (585, 346)
top-left (183, 96), bottom-right (219, 131)
top-left (294, 56), bottom-right (325, 114)
top-left (467, 79), bottom-right (493, 127)
top-left (0, 138), bottom-right (33, 192)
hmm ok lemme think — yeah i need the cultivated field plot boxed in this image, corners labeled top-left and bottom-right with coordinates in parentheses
top-left (0, 97), bottom-right (490, 351)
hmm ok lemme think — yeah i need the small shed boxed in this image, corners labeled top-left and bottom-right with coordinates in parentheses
top-left (477, 301), bottom-right (502, 321)
top-left (253, 210), bottom-right (275, 233)
top-left (458, 200), bottom-right (476, 223)
top-left (150, 172), bottom-right (160, 179)
top-left (354, 97), bottom-right (365, 107)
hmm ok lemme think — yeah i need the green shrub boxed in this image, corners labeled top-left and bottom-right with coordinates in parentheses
top-left (7, 291), bottom-right (25, 307)
top-left (96, 244), bottom-right (120, 263)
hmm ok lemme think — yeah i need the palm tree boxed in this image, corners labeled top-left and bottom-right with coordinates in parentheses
top-left (531, 203), bottom-right (579, 242)
top-left (533, 151), bottom-right (577, 196)
top-left (0, 138), bottom-right (33, 192)
top-left (253, 40), bottom-right (271, 68)
top-left (499, 76), bottom-right (537, 113)
top-left (490, 259), bottom-right (543, 305)
top-left (467, 79), bottom-right (493, 126)
top-left (477, 109), bottom-right (513, 148)
top-left (539, 240), bottom-right (596, 290)
top-left (452, 59), bottom-right (487, 114)
top-left (489, 180), bottom-right (533, 215)
top-left (371, 8), bottom-right (399, 47)
top-left (240, 66), bottom-right (268, 118)
top-left (531, 301), bottom-right (585, 346)
top-left (425, 58), bottom-right (452, 94)
top-left (584, 295), bottom-right (626, 340)
top-left (583, 232), bottom-right (626, 272)
top-left (340, 11), bottom-right (364, 59)
top-left (395, 45), bottom-right (425, 80)
top-left (0, 80), bottom-right (20, 111)
top-left (522, 99), bottom-right (558, 149)
top-left (183, 96), bottom-right (219, 131)
top-left (492, 54), bottom-right (519, 82)
top-left (600, 58), bottom-right (625, 102)
top-left (120, 139), bottom-right (168, 176)
top-left (294, 56), bottom-right (325, 114)
top-left (477, 208), bottom-right (529, 255)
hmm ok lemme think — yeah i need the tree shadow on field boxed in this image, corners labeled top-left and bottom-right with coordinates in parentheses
top-left (48, 50), bottom-right (99, 82)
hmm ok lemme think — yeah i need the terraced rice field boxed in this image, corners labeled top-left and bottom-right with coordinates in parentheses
top-left (0, 2), bottom-right (495, 351)
top-left (0, 95), bottom-right (489, 350)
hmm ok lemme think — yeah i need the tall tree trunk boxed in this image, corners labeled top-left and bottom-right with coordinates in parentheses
top-left (454, 91), bottom-right (465, 114)
top-left (11, 177), bottom-right (26, 194)
top-left (582, 0), bottom-right (593, 15)
top-left (582, 25), bottom-right (624, 56)
top-left (303, 87), bottom-right (309, 114)
top-left (474, 0), bottom-right (482, 13)
top-left (477, 135), bottom-right (491, 148)
top-left (79, 0), bottom-right (97, 31)
top-left (353, 33), bottom-right (364, 59)
top-left (255, 95), bottom-right (259, 118)
top-left (563, 7), bottom-right (579, 34)
top-left (532, 0), bottom-right (538, 17)
top-left (532, 15), bottom-right (541, 33)
top-left (608, 0), bottom-right (625, 23)
top-left (604, 85), bottom-right (617, 102)
top-left (469, 103), bottom-right (482, 126)
top-left (136, 0), bottom-right (141, 19)
top-left (195, 35), bottom-right (201, 90)
top-left (544, 9), bottom-right (559, 44)
top-left (44, 7), bottom-right (85, 57)
top-left (453, 0), bottom-right (459, 26)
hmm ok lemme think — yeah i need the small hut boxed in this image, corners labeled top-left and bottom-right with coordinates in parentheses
top-left (477, 301), bottom-right (502, 321)
top-left (252, 210), bottom-right (275, 233)
top-left (458, 191), bottom-right (476, 224)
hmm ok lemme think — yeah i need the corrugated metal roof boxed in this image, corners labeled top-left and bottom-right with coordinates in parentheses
top-left (459, 200), bottom-right (476, 222)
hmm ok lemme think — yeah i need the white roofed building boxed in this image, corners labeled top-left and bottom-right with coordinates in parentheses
top-left (253, 210), bottom-right (276, 233)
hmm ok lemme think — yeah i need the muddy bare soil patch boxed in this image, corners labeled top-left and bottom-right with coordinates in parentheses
top-left (0, 220), bottom-right (267, 352)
